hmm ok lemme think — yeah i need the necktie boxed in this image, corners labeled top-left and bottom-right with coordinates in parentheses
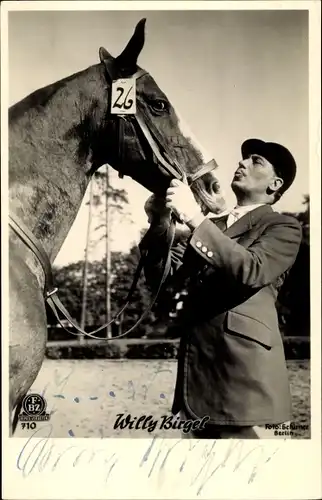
top-left (210, 208), bottom-right (242, 231)
top-left (227, 209), bottom-right (241, 228)
top-left (211, 214), bottom-right (228, 231)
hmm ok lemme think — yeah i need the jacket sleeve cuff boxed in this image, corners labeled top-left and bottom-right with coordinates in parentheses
top-left (190, 218), bottom-right (223, 262)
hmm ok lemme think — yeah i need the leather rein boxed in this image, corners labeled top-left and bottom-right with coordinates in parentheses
top-left (9, 62), bottom-right (217, 341)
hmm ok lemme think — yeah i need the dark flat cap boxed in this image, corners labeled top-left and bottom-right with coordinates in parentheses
top-left (241, 138), bottom-right (297, 194)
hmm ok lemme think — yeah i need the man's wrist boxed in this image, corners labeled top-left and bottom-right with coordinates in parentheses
top-left (185, 211), bottom-right (206, 231)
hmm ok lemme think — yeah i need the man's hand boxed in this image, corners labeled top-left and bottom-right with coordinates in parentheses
top-left (144, 195), bottom-right (172, 224)
top-left (166, 180), bottom-right (203, 226)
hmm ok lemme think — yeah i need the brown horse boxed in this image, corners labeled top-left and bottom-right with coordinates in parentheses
top-left (9, 19), bottom-right (225, 432)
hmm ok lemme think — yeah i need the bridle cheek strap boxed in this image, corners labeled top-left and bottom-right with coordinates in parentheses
top-left (187, 158), bottom-right (219, 185)
top-left (135, 112), bottom-right (184, 181)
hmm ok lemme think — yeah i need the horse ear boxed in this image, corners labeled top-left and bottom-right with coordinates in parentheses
top-left (99, 47), bottom-right (113, 62)
top-left (115, 18), bottom-right (146, 73)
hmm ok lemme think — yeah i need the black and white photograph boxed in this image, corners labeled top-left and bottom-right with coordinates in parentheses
top-left (2, 2), bottom-right (321, 499)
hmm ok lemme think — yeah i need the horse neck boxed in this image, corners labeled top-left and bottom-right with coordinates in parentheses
top-left (9, 64), bottom-right (109, 262)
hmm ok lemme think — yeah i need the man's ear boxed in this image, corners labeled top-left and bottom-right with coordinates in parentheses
top-left (268, 177), bottom-right (284, 194)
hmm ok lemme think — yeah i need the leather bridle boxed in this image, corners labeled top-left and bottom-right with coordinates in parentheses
top-left (9, 61), bottom-right (218, 340)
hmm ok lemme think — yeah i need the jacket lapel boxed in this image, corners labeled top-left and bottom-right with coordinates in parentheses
top-left (224, 205), bottom-right (273, 239)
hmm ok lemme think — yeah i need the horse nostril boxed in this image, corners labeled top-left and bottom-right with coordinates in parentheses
top-left (209, 180), bottom-right (220, 194)
top-left (197, 177), bottom-right (219, 195)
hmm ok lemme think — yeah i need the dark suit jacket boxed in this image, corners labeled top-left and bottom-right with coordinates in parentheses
top-left (141, 205), bottom-right (302, 425)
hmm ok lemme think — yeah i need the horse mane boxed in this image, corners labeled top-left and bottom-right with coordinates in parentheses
top-left (9, 67), bottom-right (97, 123)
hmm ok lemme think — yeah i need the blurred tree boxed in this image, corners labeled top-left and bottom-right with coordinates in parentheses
top-left (91, 169), bottom-right (130, 232)
top-left (277, 195), bottom-right (310, 336)
top-left (81, 168), bottom-right (131, 337)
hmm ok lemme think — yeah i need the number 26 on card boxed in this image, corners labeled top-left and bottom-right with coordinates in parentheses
top-left (111, 78), bottom-right (136, 114)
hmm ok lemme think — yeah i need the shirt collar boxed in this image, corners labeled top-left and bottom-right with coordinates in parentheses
top-left (207, 203), bottom-right (269, 220)
top-left (232, 203), bottom-right (266, 216)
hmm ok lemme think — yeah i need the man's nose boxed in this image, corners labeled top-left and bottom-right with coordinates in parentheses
top-left (238, 158), bottom-right (249, 169)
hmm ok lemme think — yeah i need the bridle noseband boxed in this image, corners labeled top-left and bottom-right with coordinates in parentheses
top-left (9, 61), bottom-right (218, 340)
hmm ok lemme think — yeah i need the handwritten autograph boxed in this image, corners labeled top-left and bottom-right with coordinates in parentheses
top-left (43, 360), bottom-right (172, 404)
top-left (140, 436), bottom-right (280, 495)
top-left (16, 426), bottom-right (280, 495)
top-left (16, 424), bottom-right (117, 483)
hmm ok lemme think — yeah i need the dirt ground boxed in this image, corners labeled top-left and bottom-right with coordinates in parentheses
top-left (14, 359), bottom-right (310, 439)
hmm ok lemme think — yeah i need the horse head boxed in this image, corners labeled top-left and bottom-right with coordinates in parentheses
top-left (91, 19), bottom-right (226, 215)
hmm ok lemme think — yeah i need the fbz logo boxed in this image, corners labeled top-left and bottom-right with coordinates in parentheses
top-left (19, 393), bottom-right (50, 422)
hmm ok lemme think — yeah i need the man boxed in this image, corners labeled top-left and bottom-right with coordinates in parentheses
top-left (142, 138), bottom-right (302, 439)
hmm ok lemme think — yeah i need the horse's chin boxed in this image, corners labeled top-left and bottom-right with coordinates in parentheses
top-left (193, 184), bottom-right (227, 216)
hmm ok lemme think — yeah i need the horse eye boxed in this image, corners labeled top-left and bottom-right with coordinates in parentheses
top-left (151, 99), bottom-right (169, 113)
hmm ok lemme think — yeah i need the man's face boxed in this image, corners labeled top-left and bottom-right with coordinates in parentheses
top-left (231, 154), bottom-right (279, 197)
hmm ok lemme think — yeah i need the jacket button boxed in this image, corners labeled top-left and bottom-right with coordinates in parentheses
top-left (196, 241), bottom-right (202, 248)
top-left (201, 246), bottom-right (207, 253)
top-left (207, 251), bottom-right (213, 257)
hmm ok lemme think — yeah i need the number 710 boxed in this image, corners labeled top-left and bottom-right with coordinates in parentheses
top-left (21, 422), bottom-right (36, 430)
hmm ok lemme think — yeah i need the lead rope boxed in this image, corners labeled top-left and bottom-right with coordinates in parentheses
top-left (40, 218), bottom-right (176, 341)
top-left (9, 212), bottom-right (175, 340)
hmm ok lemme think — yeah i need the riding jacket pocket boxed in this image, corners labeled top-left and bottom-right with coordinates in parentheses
top-left (226, 310), bottom-right (272, 350)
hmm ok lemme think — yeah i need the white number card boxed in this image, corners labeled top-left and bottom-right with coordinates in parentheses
top-left (111, 78), bottom-right (136, 114)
